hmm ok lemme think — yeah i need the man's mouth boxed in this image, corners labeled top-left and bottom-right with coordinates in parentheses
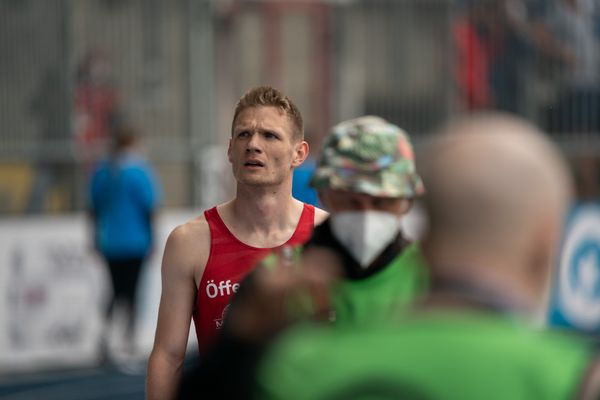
top-left (244, 160), bottom-right (264, 167)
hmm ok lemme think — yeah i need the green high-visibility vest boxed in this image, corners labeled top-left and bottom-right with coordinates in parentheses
top-left (331, 243), bottom-right (428, 327)
top-left (257, 312), bottom-right (592, 400)
top-left (261, 243), bottom-right (428, 326)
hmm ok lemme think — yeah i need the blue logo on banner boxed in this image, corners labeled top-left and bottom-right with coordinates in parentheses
top-left (549, 204), bottom-right (600, 333)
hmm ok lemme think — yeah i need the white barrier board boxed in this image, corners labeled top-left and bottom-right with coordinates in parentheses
top-left (0, 210), bottom-right (198, 373)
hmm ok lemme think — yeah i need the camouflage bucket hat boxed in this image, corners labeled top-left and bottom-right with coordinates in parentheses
top-left (310, 116), bottom-right (424, 198)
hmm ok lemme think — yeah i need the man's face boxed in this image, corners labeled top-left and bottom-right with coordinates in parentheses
top-left (319, 188), bottom-right (412, 217)
top-left (228, 106), bottom-right (307, 187)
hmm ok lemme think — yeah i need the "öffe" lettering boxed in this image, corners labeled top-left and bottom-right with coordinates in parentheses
top-left (205, 279), bottom-right (240, 299)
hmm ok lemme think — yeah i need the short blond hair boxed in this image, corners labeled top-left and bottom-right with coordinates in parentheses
top-left (232, 86), bottom-right (304, 141)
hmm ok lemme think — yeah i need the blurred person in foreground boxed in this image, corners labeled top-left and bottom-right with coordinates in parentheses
top-left (188, 113), bottom-right (600, 399)
top-left (146, 86), bottom-right (328, 400)
top-left (178, 116), bottom-right (428, 398)
top-left (89, 125), bottom-right (161, 363)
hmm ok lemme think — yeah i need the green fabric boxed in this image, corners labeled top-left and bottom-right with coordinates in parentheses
top-left (259, 243), bottom-right (428, 326)
top-left (256, 312), bottom-right (592, 400)
top-left (331, 242), bottom-right (428, 327)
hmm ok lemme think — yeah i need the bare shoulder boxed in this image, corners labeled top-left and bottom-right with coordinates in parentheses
top-left (169, 214), bottom-right (210, 244)
top-left (163, 214), bottom-right (211, 282)
top-left (313, 206), bottom-right (329, 226)
top-left (294, 198), bottom-right (328, 226)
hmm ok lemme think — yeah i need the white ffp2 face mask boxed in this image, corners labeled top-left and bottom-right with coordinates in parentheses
top-left (329, 211), bottom-right (402, 268)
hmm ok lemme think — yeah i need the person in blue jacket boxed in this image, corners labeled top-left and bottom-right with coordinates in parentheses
top-left (89, 125), bottom-right (161, 361)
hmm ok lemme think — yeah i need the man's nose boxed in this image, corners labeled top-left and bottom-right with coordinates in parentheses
top-left (246, 133), bottom-right (263, 152)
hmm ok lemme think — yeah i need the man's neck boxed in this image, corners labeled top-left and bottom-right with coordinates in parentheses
top-left (237, 189), bottom-right (296, 229)
top-left (421, 267), bottom-right (537, 317)
top-left (219, 182), bottom-right (302, 247)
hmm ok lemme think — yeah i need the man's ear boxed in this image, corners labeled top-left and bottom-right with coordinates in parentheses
top-left (291, 141), bottom-right (309, 168)
top-left (527, 217), bottom-right (558, 302)
top-left (227, 139), bottom-right (233, 163)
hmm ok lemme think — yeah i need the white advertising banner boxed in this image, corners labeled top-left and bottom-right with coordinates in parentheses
top-left (0, 210), bottom-right (198, 374)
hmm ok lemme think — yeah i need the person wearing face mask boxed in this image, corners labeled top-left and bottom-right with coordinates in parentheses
top-left (300, 115), bottom-right (428, 326)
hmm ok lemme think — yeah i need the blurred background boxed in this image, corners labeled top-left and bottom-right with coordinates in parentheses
top-left (1, 0), bottom-right (600, 398)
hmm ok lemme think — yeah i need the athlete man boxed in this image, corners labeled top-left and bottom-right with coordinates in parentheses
top-left (146, 86), bottom-right (327, 400)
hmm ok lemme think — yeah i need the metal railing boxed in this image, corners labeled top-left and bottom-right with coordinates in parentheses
top-left (1, 0), bottom-right (599, 214)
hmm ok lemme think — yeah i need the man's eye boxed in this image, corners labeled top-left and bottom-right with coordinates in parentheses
top-left (238, 131), bottom-right (250, 138)
top-left (265, 132), bottom-right (278, 139)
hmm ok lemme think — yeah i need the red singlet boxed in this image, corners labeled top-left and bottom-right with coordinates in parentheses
top-left (193, 203), bottom-right (315, 353)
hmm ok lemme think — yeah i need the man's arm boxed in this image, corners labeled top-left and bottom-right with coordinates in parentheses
top-left (146, 220), bottom-right (208, 400)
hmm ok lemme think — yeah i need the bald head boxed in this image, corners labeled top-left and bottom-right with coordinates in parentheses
top-left (420, 113), bottom-right (572, 308)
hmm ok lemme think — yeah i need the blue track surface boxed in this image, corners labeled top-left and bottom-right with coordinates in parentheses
top-left (0, 366), bottom-right (145, 400)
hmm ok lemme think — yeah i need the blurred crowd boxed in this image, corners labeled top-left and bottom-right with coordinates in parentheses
top-left (455, 0), bottom-right (600, 134)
